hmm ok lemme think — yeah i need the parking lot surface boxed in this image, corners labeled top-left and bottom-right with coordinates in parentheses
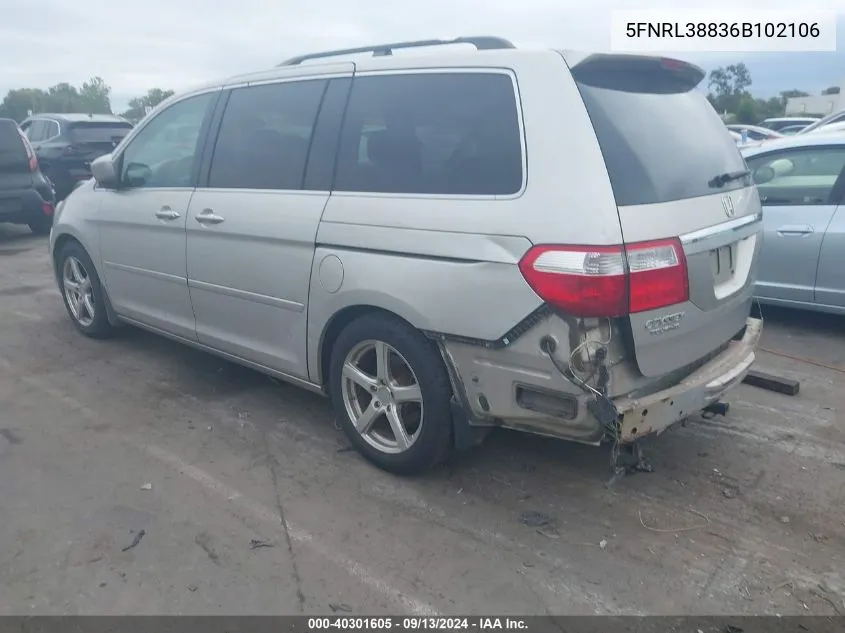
top-left (1, 224), bottom-right (844, 616)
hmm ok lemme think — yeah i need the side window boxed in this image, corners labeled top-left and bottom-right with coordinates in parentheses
top-left (45, 121), bottom-right (59, 139)
top-left (120, 92), bottom-right (214, 189)
top-left (26, 120), bottom-right (47, 142)
top-left (208, 79), bottom-right (327, 190)
top-left (747, 147), bottom-right (845, 206)
top-left (334, 73), bottom-right (523, 196)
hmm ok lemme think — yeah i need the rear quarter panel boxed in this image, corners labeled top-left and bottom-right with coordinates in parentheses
top-left (311, 51), bottom-right (624, 383)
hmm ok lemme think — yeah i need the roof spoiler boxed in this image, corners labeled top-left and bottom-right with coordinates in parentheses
top-left (570, 53), bottom-right (705, 94)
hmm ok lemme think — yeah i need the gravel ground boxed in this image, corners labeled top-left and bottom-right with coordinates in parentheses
top-left (1, 223), bottom-right (843, 616)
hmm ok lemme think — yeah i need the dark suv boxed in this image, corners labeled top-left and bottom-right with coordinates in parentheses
top-left (19, 113), bottom-right (133, 201)
top-left (0, 118), bottom-right (56, 234)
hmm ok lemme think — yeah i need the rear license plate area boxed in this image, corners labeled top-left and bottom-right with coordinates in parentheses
top-left (710, 244), bottom-right (735, 284)
top-left (0, 198), bottom-right (23, 214)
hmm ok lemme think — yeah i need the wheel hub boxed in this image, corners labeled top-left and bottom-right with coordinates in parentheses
top-left (373, 385), bottom-right (393, 408)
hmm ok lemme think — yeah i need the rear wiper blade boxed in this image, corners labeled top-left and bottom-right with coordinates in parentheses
top-left (708, 169), bottom-right (750, 188)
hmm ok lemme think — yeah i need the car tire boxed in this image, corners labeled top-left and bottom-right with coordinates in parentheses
top-left (27, 215), bottom-right (52, 235)
top-left (329, 313), bottom-right (454, 475)
top-left (56, 241), bottom-right (116, 339)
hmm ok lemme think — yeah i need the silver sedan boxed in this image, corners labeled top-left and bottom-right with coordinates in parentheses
top-left (742, 133), bottom-right (845, 314)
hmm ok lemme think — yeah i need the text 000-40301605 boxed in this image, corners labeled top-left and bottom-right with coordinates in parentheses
top-left (610, 10), bottom-right (837, 52)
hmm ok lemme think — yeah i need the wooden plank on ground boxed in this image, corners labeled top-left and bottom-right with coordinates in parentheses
top-left (742, 369), bottom-right (800, 396)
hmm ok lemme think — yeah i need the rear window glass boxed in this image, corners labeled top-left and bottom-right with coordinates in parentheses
top-left (576, 84), bottom-right (749, 206)
top-left (334, 73), bottom-right (523, 196)
top-left (70, 122), bottom-right (132, 144)
top-left (0, 120), bottom-right (27, 167)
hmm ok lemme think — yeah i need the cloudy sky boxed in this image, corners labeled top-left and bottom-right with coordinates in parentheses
top-left (1, 0), bottom-right (844, 111)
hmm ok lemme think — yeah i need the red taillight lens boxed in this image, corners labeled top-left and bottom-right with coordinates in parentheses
top-left (518, 238), bottom-right (689, 318)
top-left (626, 238), bottom-right (689, 313)
top-left (660, 57), bottom-right (688, 71)
top-left (518, 245), bottom-right (628, 317)
top-left (42, 201), bottom-right (54, 216)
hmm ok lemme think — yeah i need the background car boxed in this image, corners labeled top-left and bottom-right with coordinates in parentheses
top-left (0, 117), bottom-right (56, 234)
top-left (795, 108), bottom-right (845, 135)
top-left (806, 120), bottom-right (845, 136)
top-left (759, 116), bottom-right (819, 132)
top-left (741, 133), bottom-right (845, 314)
top-left (19, 113), bottom-right (133, 201)
top-left (777, 124), bottom-right (810, 135)
top-left (726, 124), bottom-right (783, 142)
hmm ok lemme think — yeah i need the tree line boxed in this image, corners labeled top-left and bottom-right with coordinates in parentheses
top-left (0, 77), bottom-right (174, 123)
top-left (2, 66), bottom-right (837, 127)
top-left (706, 62), bottom-right (839, 124)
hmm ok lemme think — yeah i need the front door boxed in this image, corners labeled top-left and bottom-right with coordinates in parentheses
top-left (745, 146), bottom-right (845, 303)
top-left (186, 69), bottom-right (350, 379)
top-left (815, 204), bottom-right (845, 308)
top-left (98, 91), bottom-right (217, 339)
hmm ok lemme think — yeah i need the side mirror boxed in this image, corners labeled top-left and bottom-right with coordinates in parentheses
top-left (91, 154), bottom-right (119, 189)
top-left (753, 166), bottom-right (775, 185)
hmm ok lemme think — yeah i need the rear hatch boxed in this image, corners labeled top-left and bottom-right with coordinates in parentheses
top-left (569, 54), bottom-right (762, 377)
top-left (65, 122), bottom-right (132, 172)
top-left (0, 120), bottom-right (34, 212)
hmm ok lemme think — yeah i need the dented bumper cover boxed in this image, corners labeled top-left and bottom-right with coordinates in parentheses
top-left (613, 317), bottom-right (763, 443)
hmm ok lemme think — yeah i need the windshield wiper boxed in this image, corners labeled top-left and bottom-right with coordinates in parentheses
top-left (708, 169), bottom-right (750, 188)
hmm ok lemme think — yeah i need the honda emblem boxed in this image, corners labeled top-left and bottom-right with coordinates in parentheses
top-left (721, 195), bottom-right (735, 218)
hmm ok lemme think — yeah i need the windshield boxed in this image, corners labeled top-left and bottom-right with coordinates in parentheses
top-left (576, 83), bottom-right (749, 206)
top-left (70, 122), bottom-right (132, 144)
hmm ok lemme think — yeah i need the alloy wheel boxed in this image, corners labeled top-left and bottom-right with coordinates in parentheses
top-left (62, 256), bottom-right (95, 327)
top-left (340, 339), bottom-right (424, 454)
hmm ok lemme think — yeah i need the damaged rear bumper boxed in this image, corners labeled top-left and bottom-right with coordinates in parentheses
top-left (440, 315), bottom-right (762, 447)
top-left (613, 317), bottom-right (762, 443)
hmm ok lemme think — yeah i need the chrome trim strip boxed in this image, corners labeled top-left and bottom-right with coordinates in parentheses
top-left (188, 279), bottom-right (304, 312)
top-left (103, 261), bottom-right (185, 284)
top-left (680, 212), bottom-right (763, 246)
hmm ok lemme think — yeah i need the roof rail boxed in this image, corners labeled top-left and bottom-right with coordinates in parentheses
top-left (278, 36), bottom-right (515, 66)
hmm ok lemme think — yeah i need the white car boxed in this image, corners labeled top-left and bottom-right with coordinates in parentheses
top-left (807, 121), bottom-right (845, 135)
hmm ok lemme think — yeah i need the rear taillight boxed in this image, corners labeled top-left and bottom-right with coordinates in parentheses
top-left (17, 129), bottom-right (37, 172)
top-left (42, 202), bottom-right (54, 216)
top-left (626, 238), bottom-right (689, 313)
top-left (518, 238), bottom-right (688, 318)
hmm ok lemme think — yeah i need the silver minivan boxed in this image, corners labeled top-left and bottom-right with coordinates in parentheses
top-left (49, 37), bottom-right (763, 474)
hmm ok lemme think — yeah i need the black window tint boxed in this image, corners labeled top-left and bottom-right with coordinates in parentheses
top-left (334, 73), bottom-right (523, 196)
top-left (27, 120), bottom-right (47, 142)
top-left (0, 119), bottom-right (28, 168)
top-left (576, 84), bottom-right (749, 206)
top-left (70, 122), bottom-right (132, 144)
top-left (746, 147), bottom-right (845, 206)
top-left (209, 80), bottom-right (327, 190)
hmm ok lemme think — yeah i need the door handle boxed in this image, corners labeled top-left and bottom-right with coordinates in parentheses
top-left (776, 224), bottom-right (814, 236)
top-left (155, 207), bottom-right (181, 221)
top-left (195, 208), bottom-right (225, 225)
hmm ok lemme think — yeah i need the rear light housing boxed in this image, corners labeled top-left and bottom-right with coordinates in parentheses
top-left (518, 238), bottom-right (689, 318)
top-left (17, 129), bottom-right (38, 172)
top-left (42, 201), bottom-right (54, 216)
